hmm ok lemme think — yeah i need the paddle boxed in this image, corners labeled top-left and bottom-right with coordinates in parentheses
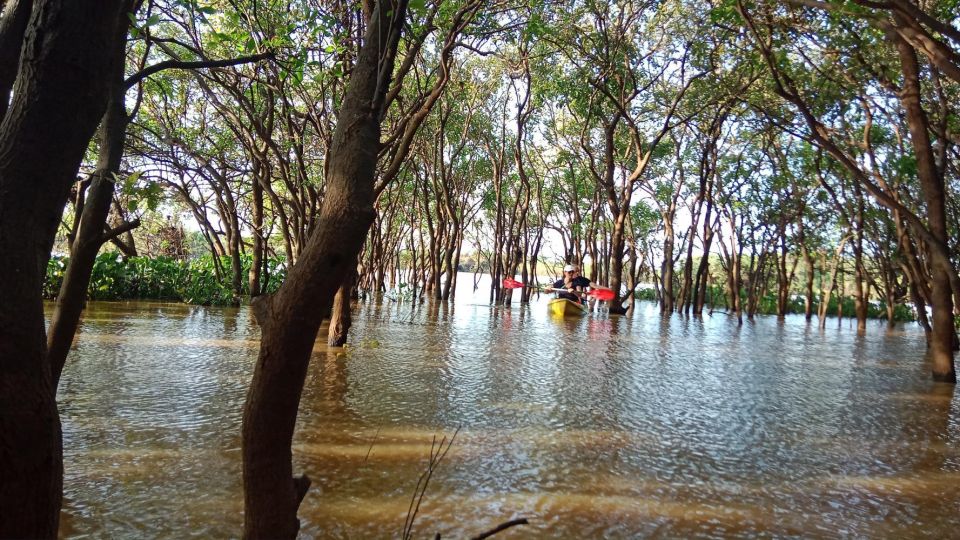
top-left (501, 277), bottom-right (615, 301)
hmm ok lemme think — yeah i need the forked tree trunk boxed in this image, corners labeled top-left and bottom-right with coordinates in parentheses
top-left (241, 2), bottom-right (407, 537)
top-left (0, 1), bottom-right (124, 536)
top-left (47, 13), bottom-right (265, 382)
top-left (818, 239), bottom-right (848, 330)
top-left (47, 15), bottom-right (134, 384)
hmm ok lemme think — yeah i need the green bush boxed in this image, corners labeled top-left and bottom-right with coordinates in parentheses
top-left (45, 253), bottom-right (287, 305)
top-left (633, 287), bottom-right (658, 301)
top-left (637, 283), bottom-right (916, 322)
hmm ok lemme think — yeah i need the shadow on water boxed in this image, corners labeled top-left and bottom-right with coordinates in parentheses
top-left (53, 280), bottom-right (960, 538)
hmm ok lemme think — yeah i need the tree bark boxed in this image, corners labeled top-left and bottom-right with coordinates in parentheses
top-left (852, 182), bottom-right (868, 331)
top-left (47, 10), bottom-right (133, 385)
top-left (241, 1), bottom-right (407, 537)
top-left (800, 222), bottom-right (815, 322)
top-left (328, 259), bottom-right (357, 347)
top-left (892, 24), bottom-right (956, 381)
top-left (738, 1), bottom-right (956, 379)
top-left (249, 171), bottom-right (265, 297)
top-left (0, 0), bottom-right (32, 121)
top-left (607, 211), bottom-right (629, 315)
top-left (661, 217), bottom-right (675, 313)
top-left (818, 240), bottom-right (849, 329)
top-left (0, 0), bottom-right (123, 536)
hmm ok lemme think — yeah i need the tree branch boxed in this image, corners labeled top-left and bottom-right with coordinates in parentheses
top-left (100, 218), bottom-right (141, 245)
top-left (124, 51), bottom-right (274, 89)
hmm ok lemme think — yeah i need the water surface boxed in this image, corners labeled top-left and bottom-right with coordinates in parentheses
top-left (56, 285), bottom-right (960, 538)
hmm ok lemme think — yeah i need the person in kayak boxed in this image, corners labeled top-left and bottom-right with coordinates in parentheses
top-left (546, 264), bottom-right (592, 304)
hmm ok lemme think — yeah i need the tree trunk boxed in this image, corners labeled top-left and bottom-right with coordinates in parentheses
top-left (836, 259), bottom-right (844, 327)
top-left (677, 218), bottom-right (696, 315)
top-left (47, 30), bottom-right (132, 384)
top-left (241, 2), bottom-right (407, 537)
top-left (328, 259), bottom-right (358, 347)
top-left (249, 174), bottom-right (265, 297)
top-left (693, 212), bottom-right (716, 316)
top-left (608, 213), bottom-right (628, 315)
top-left (818, 240), bottom-right (848, 329)
top-left (775, 232), bottom-right (789, 318)
top-left (224, 188), bottom-right (244, 305)
top-left (802, 244), bottom-right (815, 322)
top-left (0, 0), bottom-right (32, 121)
top-left (661, 218), bottom-right (675, 313)
top-left (0, 0), bottom-right (124, 536)
top-left (892, 25), bottom-right (956, 381)
top-left (852, 182), bottom-right (868, 332)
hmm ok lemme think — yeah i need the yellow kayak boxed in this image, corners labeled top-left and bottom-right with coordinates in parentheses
top-left (548, 298), bottom-right (587, 317)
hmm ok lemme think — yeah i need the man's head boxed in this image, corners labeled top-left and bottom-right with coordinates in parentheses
top-left (563, 264), bottom-right (579, 276)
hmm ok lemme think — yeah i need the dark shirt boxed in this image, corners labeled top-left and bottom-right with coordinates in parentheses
top-left (552, 276), bottom-right (591, 304)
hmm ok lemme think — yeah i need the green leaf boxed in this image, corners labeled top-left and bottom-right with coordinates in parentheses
top-left (409, 0), bottom-right (426, 13)
top-left (126, 170), bottom-right (144, 187)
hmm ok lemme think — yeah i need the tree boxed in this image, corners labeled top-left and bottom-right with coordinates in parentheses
top-left (46, 0), bottom-right (272, 385)
top-left (241, 0), bottom-right (408, 536)
top-left (0, 0), bottom-right (126, 535)
top-left (734, 0), bottom-right (958, 381)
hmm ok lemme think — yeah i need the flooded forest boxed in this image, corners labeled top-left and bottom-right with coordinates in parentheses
top-left (1, 0), bottom-right (959, 537)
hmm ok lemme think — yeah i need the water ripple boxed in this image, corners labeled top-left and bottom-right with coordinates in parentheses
top-left (54, 286), bottom-right (960, 539)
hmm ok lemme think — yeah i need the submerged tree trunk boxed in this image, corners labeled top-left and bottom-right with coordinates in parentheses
top-left (0, 0), bottom-right (124, 536)
top-left (801, 243), bottom-right (815, 322)
top-left (241, 2), bottom-right (407, 537)
top-left (775, 233), bottom-right (789, 318)
top-left (328, 259), bottom-right (358, 347)
top-left (47, 13), bottom-right (265, 381)
top-left (852, 182), bottom-right (868, 332)
top-left (47, 46), bottom-right (133, 385)
top-left (608, 213), bottom-right (629, 315)
top-left (818, 240), bottom-right (848, 330)
top-left (892, 27), bottom-right (956, 381)
top-left (661, 217), bottom-right (675, 313)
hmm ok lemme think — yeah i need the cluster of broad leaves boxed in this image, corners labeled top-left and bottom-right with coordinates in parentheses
top-left (45, 253), bottom-right (286, 305)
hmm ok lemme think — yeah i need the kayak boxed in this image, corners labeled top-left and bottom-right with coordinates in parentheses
top-left (548, 298), bottom-right (586, 317)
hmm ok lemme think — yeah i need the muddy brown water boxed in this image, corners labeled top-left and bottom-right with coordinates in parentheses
top-left (55, 288), bottom-right (960, 538)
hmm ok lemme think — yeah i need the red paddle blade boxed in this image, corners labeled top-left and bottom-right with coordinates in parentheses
top-left (587, 288), bottom-right (615, 301)
top-left (502, 277), bottom-right (524, 289)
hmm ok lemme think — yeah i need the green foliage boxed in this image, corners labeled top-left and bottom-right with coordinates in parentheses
top-left (629, 201), bottom-right (660, 236)
top-left (115, 171), bottom-right (163, 213)
top-left (45, 253), bottom-right (287, 305)
top-left (633, 287), bottom-right (658, 301)
top-left (681, 284), bottom-right (916, 322)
